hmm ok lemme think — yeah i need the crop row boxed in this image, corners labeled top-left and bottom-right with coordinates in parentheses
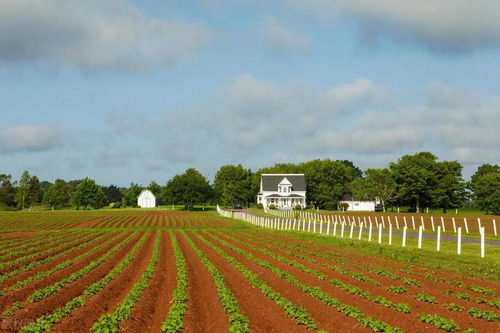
top-left (0, 231), bottom-right (96, 271)
top-left (231, 231), bottom-right (498, 329)
top-left (182, 231), bottom-right (250, 332)
top-left (161, 231), bottom-right (188, 332)
top-left (91, 231), bottom-right (161, 332)
top-left (218, 232), bottom-right (413, 314)
top-left (0, 232), bottom-right (116, 295)
top-left (0, 232), bottom-right (107, 284)
top-left (204, 231), bottom-right (405, 332)
top-left (19, 232), bottom-right (150, 333)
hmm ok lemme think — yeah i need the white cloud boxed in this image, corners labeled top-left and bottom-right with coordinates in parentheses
top-left (0, 0), bottom-right (213, 71)
top-left (259, 16), bottom-right (311, 55)
top-left (0, 124), bottom-right (64, 152)
top-left (281, 0), bottom-right (500, 51)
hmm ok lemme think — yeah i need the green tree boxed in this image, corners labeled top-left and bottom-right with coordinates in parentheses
top-left (473, 172), bottom-right (500, 214)
top-left (27, 175), bottom-right (43, 206)
top-left (102, 185), bottom-right (123, 204)
top-left (470, 164), bottom-right (500, 196)
top-left (431, 161), bottom-right (466, 213)
top-left (15, 170), bottom-right (31, 209)
top-left (301, 159), bottom-right (355, 208)
top-left (124, 183), bottom-right (143, 207)
top-left (72, 178), bottom-right (107, 209)
top-left (339, 160), bottom-right (363, 180)
top-left (350, 168), bottom-right (397, 211)
top-left (0, 174), bottom-right (16, 207)
top-left (214, 164), bottom-right (253, 207)
top-left (147, 181), bottom-right (161, 196)
top-left (166, 168), bottom-right (212, 210)
top-left (43, 179), bottom-right (70, 209)
top-left (470, 164), bottom-right (500, 214)
top-left (389, 152), bottom-right (438, 212)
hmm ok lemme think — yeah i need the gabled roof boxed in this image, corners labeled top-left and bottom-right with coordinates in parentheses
top-left (261, 174), bottom-right (306, 191)
top-left (279, 177), bottom-right (292, 186)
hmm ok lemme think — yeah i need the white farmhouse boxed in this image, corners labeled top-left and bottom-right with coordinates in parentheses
top-left (137, 189), bottom-right (156, 208)
top-left (257, 174), bottom-right (306, 209)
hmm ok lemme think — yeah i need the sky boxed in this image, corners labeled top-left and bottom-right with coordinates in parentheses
top-left (1, 0), bottom-right (499, 186)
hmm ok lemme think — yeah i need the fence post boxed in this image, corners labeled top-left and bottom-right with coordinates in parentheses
top-left (437, 226), bottom-right (441, 252)
top-left (464, 218), bottom-right (469, 234)
top-left (420, 216), bottom-right (425, 230)
top-left (349, 223), bottom-right (354, 239)
top-left (477, 218), bottom-right (482, 233)
top-left (457, 227), bottom-right (462, 255)
top-left (411, 216), bottom-right (416, 230)
top-left (368, 223), bottom-right (372, 242)
top-left (341, 222), bottom-right (345, 238)
top-left (320, 220), bottom-right (323, 234)
top-left (358, 223), bottom-right (363, 240)
top-left (378, 225), bottom-right (382, 244)
top-left (395, 216), bottom-right (399, 229)
top-left (308, 220), bottom-right (311, 232)
top-left (388, 223), bottom-right (392, 245)
top-left (402, 226), bottom-right (407, 247)
top-left (313, 220), bottom-right (317, 233)
top-left (493, 219), bottom-right (497, 236)
top-left (381, 216), bottom-right (386, 228)
top-left (334, 222), bottom-right (338, 237)
top-left (480, 227), bottom-right (485, 258)
top-left (418, 226), bottom-right (423, 249)
top-left (431, 216), bottom-right (435, 231)
top-left (452, 217), bottom-right (457, 233)
top-left (403, 216), bottom-right (407, 228)
top-left (441, 216), bottom-right (446, 232)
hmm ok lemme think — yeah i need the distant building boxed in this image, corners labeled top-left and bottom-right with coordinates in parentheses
top-left (257, 174), bottom-right (306, 209)
top-left (137, 190), bottom-right (156, 208)
top-left (338, 193), bottom-right (381, 212)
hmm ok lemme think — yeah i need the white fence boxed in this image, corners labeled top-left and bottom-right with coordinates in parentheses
top-left (217, 206), bottom-right (490, 258)
top-left (264, 208), bottom-right (497, 236)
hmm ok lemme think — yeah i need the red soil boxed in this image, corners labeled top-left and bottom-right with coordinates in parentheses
top-left (0, 232), bottom-right (133, 315)
top-left (50, 231), bottom-right (155, 333)
top-left (0, 233), bottom-right (111, 290)
top-left (186, 230), bottom-right (343, 333)
top-left (120, 231), bottom-right (177, 332)
top-left (220, 231), bottom-right (499, 332)
top-left (72, 218), bottom-right (105, 229)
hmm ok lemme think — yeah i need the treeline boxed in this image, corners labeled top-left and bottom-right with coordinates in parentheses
top-left (0, 152), bottom-right (498, 214)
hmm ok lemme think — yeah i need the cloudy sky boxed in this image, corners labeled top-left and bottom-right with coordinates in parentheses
top-left (1, 0), bottom-right (499, 186)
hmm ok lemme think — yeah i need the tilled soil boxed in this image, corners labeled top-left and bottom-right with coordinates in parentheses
top-left (220, 231), bottom-right (499, 332)
top-left (188, 230), bottom-right (364, 332)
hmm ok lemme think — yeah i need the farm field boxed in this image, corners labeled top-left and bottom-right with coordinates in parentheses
top-left (0, 210), bottom-right (498, 332)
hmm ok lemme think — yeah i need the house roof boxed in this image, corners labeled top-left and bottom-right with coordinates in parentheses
top-left (261, 174), bottom-right (306, 191)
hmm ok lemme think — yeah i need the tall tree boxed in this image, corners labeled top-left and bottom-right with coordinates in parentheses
top-left (43, 179), bottom-right (70, 209)
top-left (350, 168), bottom-right (398, 211)
top-left (166, 168), bottom-right (212, 210)
top-left (339, 160), bottom-right (363, 180)
top-left (0, 174), bottom-right (16, 207)
top-left (431, 161), bottom-right (466, 213)
top-left (301, 159), bottom-right (354, 208)
top-left (389, 152), bottom-right (438, 212)
top-left (15, 170), bottom-right (31, 209)
top-left (27, 175), bottom-right (43, 206)
top-left (102, 185), bottom-right (123, 204)
top-left (470, 164), bottom-right (500, 214)
top-left (72, 178), bottom-right (107, 209)
top-left (470, 164), bottom-right (500, 196)
top-left (214, 164), bottom-right (253, 207)
top-left (124, 183), bottom-right (143, 207)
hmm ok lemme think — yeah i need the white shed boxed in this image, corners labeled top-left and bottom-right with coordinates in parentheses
top-left (137, 190), bottom-right (156, 208)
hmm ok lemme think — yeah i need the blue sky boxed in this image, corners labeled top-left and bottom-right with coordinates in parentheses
top-left (1, 0), bottom-right (499, 186)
